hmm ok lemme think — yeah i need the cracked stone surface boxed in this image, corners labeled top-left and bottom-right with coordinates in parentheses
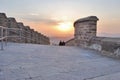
top-left (0, 43), bottom-right (120, 80)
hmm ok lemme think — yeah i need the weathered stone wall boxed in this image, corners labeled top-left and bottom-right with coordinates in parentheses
top-left (24, 26), bottom-right (31, 43)
top-left (74, 16), bottom-right (99, 47)
top-left (0, 13), bottom-right (50, 45)
top-left (88, 37), bottom-right (120, 58)
top-left (7, 18), bottom-right (20, 42)
top-left (17, 22), bottom-right (26, 43)
top-left (0, 13), bottom-right (8, 37)
top-left (101, 38), bottom-right (120, 57)
top-left (0, 13), bottom-right (8, 27)
top-left (72, 16), bottom-right (120, 58)
top-left (65, 38), bottom-right (76, 46)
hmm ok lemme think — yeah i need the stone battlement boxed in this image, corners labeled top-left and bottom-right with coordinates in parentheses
top-left (0, 13), bottom-right (50, 45)
top-left (74, 16), bottom-right (99, 26)
top-left (8, 17), bottom-right (16, 22)
top-left (0, 13), bottom-right (7, 18)
top-left (66, 16), bottom-right (120, 58)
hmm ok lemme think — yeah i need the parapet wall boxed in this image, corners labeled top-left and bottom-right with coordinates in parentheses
top-left (65, 38), bottom-right (76, 46)
top-left (66, 16), bottom-right (120, 58)
top-left (0, 13), bottom-right (50, 45)
top-left (88, 37), bottom-right (120, 58)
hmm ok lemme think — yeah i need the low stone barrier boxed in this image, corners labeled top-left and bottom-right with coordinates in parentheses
top-left (88, 37), bottom-right (120, 58)
top-left (66, 16), bottom-right (120, 58)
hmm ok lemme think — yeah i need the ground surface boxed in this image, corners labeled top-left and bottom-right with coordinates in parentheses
top-left (0, 43), bottom-right (120, 80)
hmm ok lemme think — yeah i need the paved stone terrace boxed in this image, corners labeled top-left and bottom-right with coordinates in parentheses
top-left (0, 43), bottom-right (120, 80)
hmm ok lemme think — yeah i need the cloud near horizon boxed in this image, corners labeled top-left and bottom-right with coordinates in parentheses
top-left (21, 14), bottom-right (63, 25)
top-left (1, 0), bottom-right (120, 43)
top-left (20, 14), bottom-right (74, 40)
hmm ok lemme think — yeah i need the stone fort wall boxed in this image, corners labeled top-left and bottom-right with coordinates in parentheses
top-left (65, 38), bottom-right (76, 46)
top-left (66, 16), bottom-right (120, 58)
top-left (0, 13), bottom-right (50, 45)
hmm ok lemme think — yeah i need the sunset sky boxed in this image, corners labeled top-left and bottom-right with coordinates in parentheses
top-left (0, 0), bottom-right (120, 43)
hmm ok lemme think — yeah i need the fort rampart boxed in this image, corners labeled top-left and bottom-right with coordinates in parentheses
top-left (66, 16), bottom-right (120, 58)
top-left (0, 13), bottom-right (50, 45)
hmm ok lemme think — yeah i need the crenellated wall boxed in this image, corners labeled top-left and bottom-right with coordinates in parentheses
top-left (0, 13), bottom-right (50, 45)
top-left (0, 13), bottom-right (8, 27)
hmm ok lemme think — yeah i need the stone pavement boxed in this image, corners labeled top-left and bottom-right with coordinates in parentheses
top-left (0, 43), bottom-right (120, 80)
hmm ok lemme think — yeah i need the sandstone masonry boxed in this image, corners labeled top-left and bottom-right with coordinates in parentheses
top-left (0, 13), bottom-right (50, 45)
top-left (74, 16), bottom-right (98, 47)
top-left (66, 16), bottom-right (120, 58)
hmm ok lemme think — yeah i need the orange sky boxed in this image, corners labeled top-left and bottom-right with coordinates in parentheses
top-left (24, 20), bottom-right (74, 37)
top-left (1, 0), bottom-right (120, 43)
top-left (22, 18), bottom-right (74, 43)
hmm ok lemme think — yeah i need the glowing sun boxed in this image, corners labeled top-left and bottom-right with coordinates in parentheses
top-left (57, 22), bottom-right (73, 32)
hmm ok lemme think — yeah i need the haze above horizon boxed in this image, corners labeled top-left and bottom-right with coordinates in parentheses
top-left (0, 0), bottom-right (120, 43)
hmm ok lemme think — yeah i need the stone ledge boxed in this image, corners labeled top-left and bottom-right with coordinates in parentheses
top-left (74, 16), bottom-right (99, 26)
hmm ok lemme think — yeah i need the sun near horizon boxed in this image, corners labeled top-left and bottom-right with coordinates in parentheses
top-left (1, 0), bottom-right (120, 43)
top-left (56, 22), bottom-right (73, 32)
